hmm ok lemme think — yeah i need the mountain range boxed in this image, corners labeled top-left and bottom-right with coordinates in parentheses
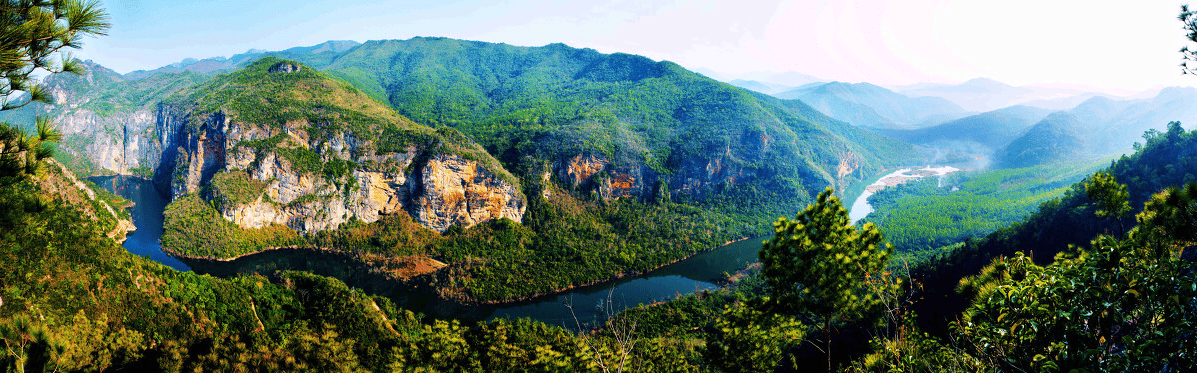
top-left (32, 38), bottom-right (917, 303)
top-left (774, 81), bottom-right (970, 130)
top-left (876, 88), bottom-right (1197, 169)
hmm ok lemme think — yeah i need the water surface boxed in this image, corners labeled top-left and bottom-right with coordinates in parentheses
top-left (90, 176), bottom-right (191, 271)
top-left (93, 174), bottom-right (764, 324)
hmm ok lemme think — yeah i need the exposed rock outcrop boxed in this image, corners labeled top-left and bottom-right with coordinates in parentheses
top-left (158, 107), bottom-right (524, 234)
top-left (411, 154), bottom-right (526, 232)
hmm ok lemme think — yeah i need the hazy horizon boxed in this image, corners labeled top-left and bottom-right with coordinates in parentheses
top-left (83, 0), bottom-right (1196, 94)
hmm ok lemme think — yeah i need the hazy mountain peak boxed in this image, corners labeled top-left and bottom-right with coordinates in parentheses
top-left (963, 77), bottom-right (1013, 89)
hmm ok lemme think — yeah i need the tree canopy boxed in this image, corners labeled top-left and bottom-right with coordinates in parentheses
top-left (0, 0), bottom-right (108, 179)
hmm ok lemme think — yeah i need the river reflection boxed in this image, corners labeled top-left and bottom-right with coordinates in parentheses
top-left (182, 237), bottom-right (765, 324)
top-left (89, 175), bottom-right (191, 271)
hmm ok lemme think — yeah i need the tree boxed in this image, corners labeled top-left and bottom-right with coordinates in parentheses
top-left (0, 116), bottom-right (59, 178)
top-left (0, 0), bottom-right (108, 179)
top-left (758, 187), bottom-right (894, 371)
top-left (1084, 172), bottom-right (1132, 233)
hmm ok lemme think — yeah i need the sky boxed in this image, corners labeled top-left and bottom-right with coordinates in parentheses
top-left (78, 0), bottom-right (1195, 94)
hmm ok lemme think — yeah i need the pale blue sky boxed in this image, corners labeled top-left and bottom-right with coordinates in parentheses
top-left (78, 0), bottom-right (1193, 92)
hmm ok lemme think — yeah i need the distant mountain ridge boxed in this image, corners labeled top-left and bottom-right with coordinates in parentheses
top-left (775, 81), bottom-right (969, 130)
top-left (874, 105), bottom-right (1053, 148)
top-left (995, 112), bottom-right (1088, 168)
top-left (878, 87), bottom-right (1197, 169)
top-left (123, 40), bottom-right (361, 79)
top-left (898, 77), bottom-right (1152, 113)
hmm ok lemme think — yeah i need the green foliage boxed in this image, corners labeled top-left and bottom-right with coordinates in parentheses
top-left (161, 193), bottom-right (300, 258)
top-left (957, 233), bottom-right (1197, 371)
top-left (0, 0), bottom-right (110, 110)
top-left (1137, 182), bottom-right (1197, 244)
top-left (704, 302), bottom-right (804, 373)
top-left (1085, 171), bottom-right (1132, 221)
top-left (848, 329), bottom-right (984, 373)
top-left (863, 159), bottom-right (1108, 253)
top-left (906, 125), bottom-right (1197, 337)
top-left (0, 119), bottom-right (61, 179)
top-left (208, 170), bottom-right (268, 209)
top-left (760, 188), bottom-right (893, 318)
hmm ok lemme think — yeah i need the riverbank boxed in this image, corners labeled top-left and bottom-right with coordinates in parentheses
top-left (163, 245), bottom-right (447, 280)
top-left (850, 166), bottom-right (962, 224)
top-left (461, 235), bottom-right (763, 305)
top-left (166, 234), bottom-right (765, 306)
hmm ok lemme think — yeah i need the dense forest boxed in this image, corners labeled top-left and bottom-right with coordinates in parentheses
top-left (862, 157), bottom-right (1110, 254)
top-left (6, 123), bottom-right (1197, 371)
top-left (23, 38), bottom-right (926, 304)
top-left (5, 1), bottom-right (1197, 371)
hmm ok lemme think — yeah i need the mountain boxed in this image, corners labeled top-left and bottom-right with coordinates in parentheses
top-left (731, 70), bottom-right (823, 87)
top-left (123, 40), bottom-right (362, 79)
top-left (774, 81), bottom-right (969, 130)
top-left (41, 38), bottom-right (919, 303)
top-left (875, 105), bottom-right (1052, 149)
top-left (995, 112), bottom-right (1088, 168)
top-left (1092, 86), bottom-right (1197, 153)
top-left (900, 77), bottom-right (1114, 113)
top-left (901, 78), bottom-right (1030, 112)
top-left (728, 79), bottom-right (794, 95)
top-left (874, 86), bottom-right (1197, 169)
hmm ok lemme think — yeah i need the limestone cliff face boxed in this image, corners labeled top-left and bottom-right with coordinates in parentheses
top-left (412, 154), bottom-right (525, 232)
top-left (48, 97), bottom-right (162, 174)
top-left (159, 107), bottom-right (524, 234)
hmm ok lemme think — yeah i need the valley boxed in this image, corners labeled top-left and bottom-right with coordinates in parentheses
top-left (5, 2), bottom-right (1197, 370)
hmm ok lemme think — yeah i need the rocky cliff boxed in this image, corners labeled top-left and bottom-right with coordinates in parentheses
top-left (152, 59), bottom-right (524, 234)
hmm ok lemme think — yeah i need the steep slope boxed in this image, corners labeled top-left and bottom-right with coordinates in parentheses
top-left (157, 57), bottom-right (524, 242)
top-left (0, 164), bottom-right (597, 372)
top-left (774, 81), bottom-right (968, 129)
top-left (275, 38), bottom-right (915, 202)
top-left (45, 39), bottom-right (920, 302)
top-left (38, 62), bottom-right (209, 175)
top-left (995, 112), bottom-right (1088, 168)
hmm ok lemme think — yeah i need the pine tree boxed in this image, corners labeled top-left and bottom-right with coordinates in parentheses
top-left (0, 0), bottom-right (109, 179)
top-left (758, 187), bottom-right (894, 371)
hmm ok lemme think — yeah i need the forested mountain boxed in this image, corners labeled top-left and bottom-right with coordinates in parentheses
top-left (872, 105), bottom-right (1052, 165)
top-left (909, 120), bottom-right (1197, 334)
top-left (995, 112), bottom-right (1088, 168)
top-left (774, 81), bottom-right (968, 129)
top-left (31, 38), bottom-right (920, 303)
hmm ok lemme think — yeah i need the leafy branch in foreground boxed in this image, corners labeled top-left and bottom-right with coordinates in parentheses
top-left (0, 0), bottom-right (110, 110)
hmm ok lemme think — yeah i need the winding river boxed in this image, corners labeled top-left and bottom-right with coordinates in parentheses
top-left (92, 175), bottom-right (764, 325)
top-left (848, 166), bottom-right (961, 225)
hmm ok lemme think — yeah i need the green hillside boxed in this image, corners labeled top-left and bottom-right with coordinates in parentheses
top-left (89, 41), bottom-right (918, 303)
top-left (996, 112), bottom-right (1088, 168)
top-left (273, 38), bottom-right (915, 183)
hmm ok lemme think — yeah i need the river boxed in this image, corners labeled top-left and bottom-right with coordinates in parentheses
top-left (89, 176), bottom-right (192, 271)
top-left (848, 166), bottom-right (961, 225)
top-left (92, 175), bottom-right (764, 326)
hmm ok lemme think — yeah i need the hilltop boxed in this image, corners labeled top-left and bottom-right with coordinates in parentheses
top-left (37, 38), bottom-right (920, 302)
